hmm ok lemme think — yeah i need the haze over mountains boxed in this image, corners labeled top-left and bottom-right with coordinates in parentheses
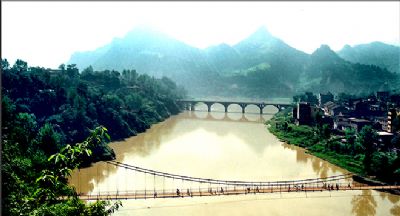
top-left (338, 42), bottom-right (400, 74)
top-left (68, 26), bottom-right (399, 98)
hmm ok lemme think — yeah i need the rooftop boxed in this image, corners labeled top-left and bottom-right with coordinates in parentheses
top-left (349, 118), bottom-right (371, 123)
top-left (377, 131), bottom-right (393, 136)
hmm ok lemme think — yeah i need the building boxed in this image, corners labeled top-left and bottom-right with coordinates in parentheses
top-left (377, 91), bottom-right (389, 102)
top-left (349, 118), bottom-right (372, 132)
top-left (377, 131), bottom-right (394, 146)
top-left (296, 102), bottom-right (312, 125)
top-left (323, 101), bottom-right (336, 116)
top-left (292, 106), bottom-right (298, 119)
top-left (334, 114), bottom-right (351, 131)
top-left (388, 108), bottom-right (400, 132)
top-left (324, 102), bottom-right (349, 116)
top-left (319, 92), bottom-right (334, 107)
top-left (374, 116), bottom-right (389, 131)
top-left (353, 101), bottom-right (373, 118)
top-left (390, 95), bottom-right (400, 106)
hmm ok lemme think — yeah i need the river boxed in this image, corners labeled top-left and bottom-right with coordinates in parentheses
top-left (70, 104), bottom-right (400, 216)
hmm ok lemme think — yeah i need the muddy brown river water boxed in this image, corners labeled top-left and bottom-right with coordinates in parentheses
top-left (70, 104), bottom-right (400, 215)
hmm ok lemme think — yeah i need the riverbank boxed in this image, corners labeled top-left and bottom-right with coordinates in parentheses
top-left (266, 109), bottom-right (400, 195)
top-left (266, 109), bottom-right (363, 174)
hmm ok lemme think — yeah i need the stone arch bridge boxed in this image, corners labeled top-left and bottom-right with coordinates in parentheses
top-left (177, 99), bottom-right (292, 114)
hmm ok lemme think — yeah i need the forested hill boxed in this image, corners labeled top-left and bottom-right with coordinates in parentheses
top-left (1, 59), bottom-right (185, 163)
top-left (299, 45), bottom-right (398, 95)
top-left (68, 26), bottom-right (399, 97)
top-left (1, 58), bottom-right (186, 214)
top-left (337, 42), bottom-right (400, 74)
top-left (69, 27), bottom-right (220, 97)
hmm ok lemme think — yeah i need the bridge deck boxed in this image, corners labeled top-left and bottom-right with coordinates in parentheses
top-left (178, 99), bottom-right (291, 104)
top-left (77, 185), bottom-right (400, 200)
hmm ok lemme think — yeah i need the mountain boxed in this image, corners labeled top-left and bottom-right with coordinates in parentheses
top-left (337, 42), bottom-right (400, 73)
top-left (204, 43), bottom-right (242, 74)
top-left (302, 45), bottom-right (398, 95)
top-left (205, 26), bottom-right (309, 75)
top-left (69, 27), bottom-right (219, 94)
top-left (68, 26), bottom-right (399, 97)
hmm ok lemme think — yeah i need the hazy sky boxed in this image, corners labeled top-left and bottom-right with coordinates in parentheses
top-left (2, 1), bottom-right (399, 68)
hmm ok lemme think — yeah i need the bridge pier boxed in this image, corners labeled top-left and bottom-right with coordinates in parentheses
top-left (221, 102), bottom-right (230, 113)
top-left (239, 103), bottom-right (247, 114)
top-left (257, 103), bottom-right (266, 115)
top-left (190, 102), bottom-right (196, 111)
top-left (204, 102), bottom-right (213, 112)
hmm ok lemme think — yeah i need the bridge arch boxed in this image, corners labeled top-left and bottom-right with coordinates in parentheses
top-left (192, 101), bottom-right (208, 111)
top-left (262, 105), bottom-right (279, 114)
top-left (226, 103), bottom-right (242, 113)
top-left (244, 104), bottom-right (260, 114)
top-left (178, 99), bottom-right (292, 114)
top-left (209, 102), bottom-right (226, 112)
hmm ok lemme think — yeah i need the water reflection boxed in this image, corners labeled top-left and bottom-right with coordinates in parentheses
top-left (282, 144), bottom-right (340, 179)
top-left (70, 111), bottom-right (272, 194)
top-left (391, 205), bottom-right (400, 216)
top-left (351, 190), bottom-right (377, 216)
top-left (189, 111), bottom-right (269, 123)
top-left (387, 195), bottom-right (400, 216)
top-left (194, 103), bottom-right (279, 115)
top-left (387, 193), bottom-right (400, 204)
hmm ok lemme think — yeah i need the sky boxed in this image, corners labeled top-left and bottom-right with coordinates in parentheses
top-left (2, 1), bottom-right (399, 69)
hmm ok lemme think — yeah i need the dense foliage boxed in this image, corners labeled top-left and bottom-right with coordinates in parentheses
top-left (2, 125), bottom-right (122, 215)
top-left (267, 109), bottom-right (400, 184)
top-left (1, 59), bottom-right (185, 215)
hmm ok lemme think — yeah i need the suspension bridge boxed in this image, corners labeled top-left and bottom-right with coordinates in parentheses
top-left (71, 161), bottom-right (400, 201)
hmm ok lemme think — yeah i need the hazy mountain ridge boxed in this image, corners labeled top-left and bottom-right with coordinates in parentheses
top-left (68, 26), bottom-right (399, 97)
top-left (302, 45), bottom-right (397, 94)
top-left (337, 42), bottom-right (400, 74)
top-left (70, 27), bottom-right (210, 76)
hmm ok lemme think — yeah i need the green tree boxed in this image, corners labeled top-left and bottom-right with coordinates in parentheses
top-left (357, 126), bottom-right (378, 174)
top-left (321, 124), bottom-right (331, 139)
top-left (36, 123), bottom-right (62, 155)
top-left (13, 59), bottom-right (28, 72)
top-left (2, 58), bottom-right (10, 70)
top-left (345, 128), bottom-right (356, 154)
top-left (12, 113), bottom-right (38, 152)
top-left (66, 64), bottom-right (79, 79)
top-left (370, 151), bottom-right (396, 180)
top-left (24, 127), bottom-right (121, 215)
